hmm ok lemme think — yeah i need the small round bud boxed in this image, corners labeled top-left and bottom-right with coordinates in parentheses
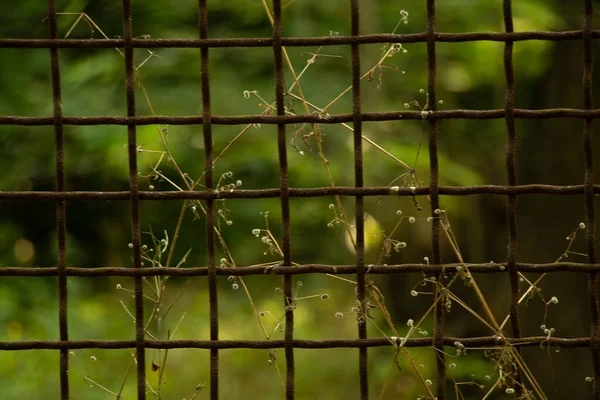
top-left (550, 296), bottom-right (559, 304)
top-left (232, 283), bottom-right (239, 290)
top-left (411, 290), bottom-right (418, 297)
top-left (425, 379), bottom-right (432, 386)
top-left (329, 203), bottom-right (335, 210)
top-left (335, 312), bottom-right (343, 318)
top-left (90, 356), bottom-right (97, 362)
top-left (449, 363), bottom-right (456, 368)
top-left (404, 103), bottom-right (410, 109)
top-left (407, 319), bottom-right (414, 326)
top-left (586, 376), bottom-right (594, 382)
top-left (427, 217), bottom-right (433, 222)
top-left (321, 294), bottom-right (329, 300)
top-left (243, 90), bottom-right (251, 99)
top-left (409, 217), bottom-right (416, 224)
top-left (226, 220), bottom-right (233, 226)
top-left (252, 229), bottom-right (260, 236)
top-left (227, 276), bottom-right (235, 282)
top-left (128, 243), bottom-right (133, 248)
top-left (149, 185), bottom-right (154, 190)
top-left (505, 388), bottom-right (515, 394)
top-left (580, 222), bottom-right (586, 230)
top-left (396, 210), bottom-right (403, 216)
top-left (419, 88), bottom-right (425, 93)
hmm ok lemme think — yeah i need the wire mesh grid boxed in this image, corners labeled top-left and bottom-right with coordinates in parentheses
top-left (0, 0), bottom-right (599, 399)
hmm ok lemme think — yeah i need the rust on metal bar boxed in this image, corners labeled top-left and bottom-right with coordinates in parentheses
top-left (0, 335), bottom-right (593, 351)
top-left (198, 1), bottom-right (220, 398)
top-left (583, 0), bottom-right (600, 398)
top-left (502, 0), bottom-right (524, 395)
top-left (2, 30), bottom-right (600, 49)
top-left (426, 0), bottom-right (446, 397)
top-left (0, 184), bottom-right (599, 202)
top-left (4, 108), bottom-right (600, 127)
top-left (349, 0), bottom-right (368, 398)
top-left (121, 1), bottom-right (146, 398)
top-left (4, 261), bottom-right (600, 278)
top-left (47, 0), bottom-right (69, 398)
top-left (272, 1), bottom-right (295, 398)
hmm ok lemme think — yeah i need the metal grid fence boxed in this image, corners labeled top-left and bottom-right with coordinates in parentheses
top-left (0, 0), bottom-right (599, 399)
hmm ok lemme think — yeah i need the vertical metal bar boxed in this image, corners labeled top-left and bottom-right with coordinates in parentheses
top-left (503, 1), bottom-right (523, 395)
top-left (121, 1), bottom-right (146, 398)
top-left (426, 0), bottom-right (445, 398)
top-left (272, 1), bottom-right (294, 398)
top-left (198, 1), bottom-right (219, 399)
top-left (583, 1), bottom-right (600, 398)
top-left (349, 0), bottom-right (368, 398)
top-left (47, 1), bottom-right (69, 398)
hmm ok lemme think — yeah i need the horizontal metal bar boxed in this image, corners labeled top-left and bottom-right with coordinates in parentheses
top-left (0, 336), bottom-right (589, 351)
top-left (1, 262), bottom-right (599, 277)
top-left (1, 109), bottom-right (600, 126)
top-left (0, 30), bottom-right (598, 49)
top-left (0, 184), bottom-right (596, 201)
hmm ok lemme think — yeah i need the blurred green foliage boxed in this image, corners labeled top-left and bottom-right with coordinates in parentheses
top-left (0, 0), bottom-right (599, 398)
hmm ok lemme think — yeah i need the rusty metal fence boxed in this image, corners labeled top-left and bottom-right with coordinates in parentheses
top-left (0, 0), bottom-right (599, 399)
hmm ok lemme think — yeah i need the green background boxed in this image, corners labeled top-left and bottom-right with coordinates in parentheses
top-left (0, 0), bottom-right (599, 398)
